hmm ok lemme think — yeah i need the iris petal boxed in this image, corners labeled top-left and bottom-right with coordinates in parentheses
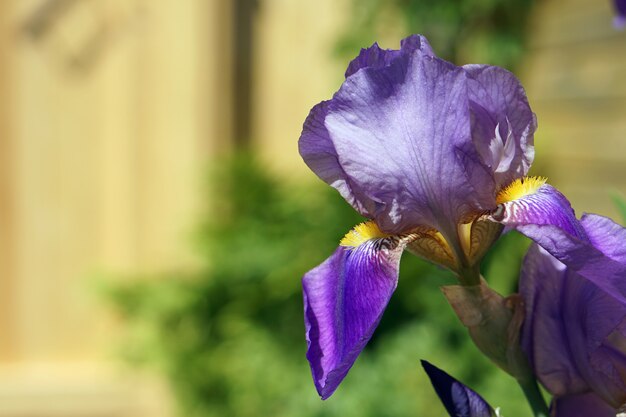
top-left (490, 182), bottom-right (626, 297)
top-left (551, 392), bottom-right (617, 417)
top-left (519, 214), bottom-right (626, 409)
top-left (421, 360), bottom-right (495, 417)
top-left (303, 237), bottom-right (405, 399)
top-left (519, 244), bottom-right (589, 396)
top-left (521, 249), bottom-right (626, 408)
top-left (464, 64), bottom-right (537, 189)
top-left (492, 182), bottom-right (626, 304)
top-left (581, 213), bottom-right (626, 263)
top-left (299, 101), bottom-right (371, 217)
top-left (344, 34), bottom-right (434, 77)
top-left (299, 35), bottom-right (437, 223)
top-left (300, 35), bottom-right (507, 241)
top-left (326, 45), bottom-right (492, 237)
top-left (491, 183), bottom-right (584, 238)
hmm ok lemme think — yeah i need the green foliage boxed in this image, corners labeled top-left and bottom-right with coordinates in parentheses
top-left (611, 192), bottom-right (626, 225)
top-left (482, 230), bottom-right (531, 296)
top-left (337, 0), bottom-right (535, 70)
top-left (105, 154), bottom-right (530, 417)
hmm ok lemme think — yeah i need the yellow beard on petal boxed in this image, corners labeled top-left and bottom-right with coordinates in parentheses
top-left (340, 221), bottom-right (390, 247)
top-left (496, 176), bottom-right (547, 204)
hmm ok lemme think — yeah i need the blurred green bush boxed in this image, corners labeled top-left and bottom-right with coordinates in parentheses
top-left (337, 0), bottom-right (535, 70)
top-left (105, 154), bottom-right (532, 417)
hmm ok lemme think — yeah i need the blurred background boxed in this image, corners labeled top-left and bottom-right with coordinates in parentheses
top-left (0, 0), bottom-right (625, 416)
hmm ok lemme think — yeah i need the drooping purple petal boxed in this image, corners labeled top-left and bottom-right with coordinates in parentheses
top-left (581, 213), bottom-right (626, 263)
top-left (519, 213), bottom-right (626, 409)
top-left (421, 360), bottom-right (495, 417)
top-left (521, 245), bottom-right (626, 408)
top-left (491, 184), bottom-right (584, 238)
top-left (519, 244), bottom-right (593, 396)
top-left (490, 184), bottom-right (626, 304)
top-left (303, 238), bottom-right (405, 399)
top-left (551, 392), bottom-right (617, 417)
top-left (515, 226), bottom-right (626, 306)
top-left (520, 245), bottom-right (626, 406)
top-left (463, 65), bottom-right (537, 189)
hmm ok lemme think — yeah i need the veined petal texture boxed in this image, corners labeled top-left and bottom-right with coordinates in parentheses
top-left (493, 186), bottom-right (626, 304)
top-left (300, 34), bottom-right (535, 240)
top-left (299, 35), bottom-right (437, 222)
top-left (519, 244), bottom-right (589, 396)
top-left (463, 64), bottom-right (536, 189)
top-left (325, 47), bottom-right (492, 237)
top-left (519, 213), bottom-right (626, 410)
top-left (492, 184), bottom-right (584, 238)
top-left (303, 237), bottom-right (405, 399)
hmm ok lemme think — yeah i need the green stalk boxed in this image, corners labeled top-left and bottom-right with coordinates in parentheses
top-left (517, 377), bottom-right (550, 417)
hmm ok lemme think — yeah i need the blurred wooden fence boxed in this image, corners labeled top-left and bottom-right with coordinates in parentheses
top-left (523, 0), bottom-right (626, 219)
top-left (0, 0), bottom-right (229, 415)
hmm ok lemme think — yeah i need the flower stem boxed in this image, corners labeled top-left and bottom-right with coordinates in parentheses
top-left (518, 377), bottom-right (550, 417)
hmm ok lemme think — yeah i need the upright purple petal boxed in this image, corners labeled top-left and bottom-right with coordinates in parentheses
top-left (300, 36), bottom-right (437, 221)
top-left (303, 238), bottom-right (405, 399)
top-left (300, 35), bottom-right (508, 241)
top-left (551, 392), bottom-right (617, 417)
top-left (464, 65), bottom-right (537, 189)
top-left (344, 35), bottom-right (434, 77)
top-left (324, 47), bottom-right (492, 237)
top-left (299, 101), bottom-right (371, 216)
top-left (421, 360), bottom-right (495, 417)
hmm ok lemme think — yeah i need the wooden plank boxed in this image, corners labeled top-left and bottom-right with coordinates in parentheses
top-left (13, 0), bottom-right (104, 360)
top-left (536, 155), bottom-right (626, 186)
top-left (0, 0), bottom-right (17, 361)
top-left (133, 0), bottom-right (206, 270)
top-left (253, 0), bottom-right (349, 175)
top-left (527, 0), bottom-right (617, 48)
top-left (523, 38), bottom-right (626, 101)
top-left (521, 0), bottom-right (626, 220)
top-left (0, 363), bottom-right (173, 417)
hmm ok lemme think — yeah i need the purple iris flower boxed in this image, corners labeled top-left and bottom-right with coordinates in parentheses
top-left (298, 34), bottom-right (579, 399)
top-left (614, 0), bottom-right (626, 29)
top-left (519, 214), bottom-right (626, 415)
top-left (422, 360), bottom-right (497, 417)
